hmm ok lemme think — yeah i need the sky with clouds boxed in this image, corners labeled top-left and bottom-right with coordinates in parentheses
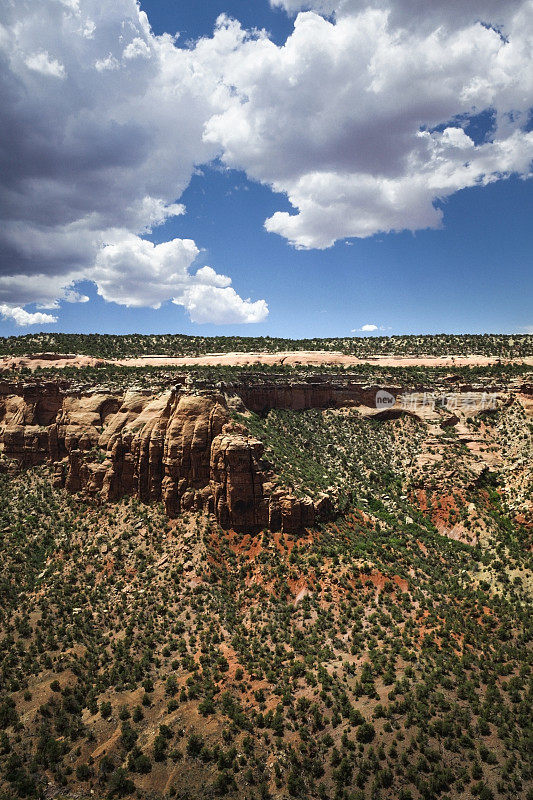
top-left (0, 0), bottom-right (531, 336)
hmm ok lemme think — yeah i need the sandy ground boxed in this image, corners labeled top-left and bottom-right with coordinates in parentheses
top-left (1, 353), bottom-right (104, 371)
top-left (1, 351), bottom-right (532, 371)
top-left (114, 352), bottom-right (533, 369)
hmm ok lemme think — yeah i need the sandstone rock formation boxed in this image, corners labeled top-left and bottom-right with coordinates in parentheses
top-left (0, 381), bottom-right (330, 531)
top-left (1, 377), bottom-right (527, 532)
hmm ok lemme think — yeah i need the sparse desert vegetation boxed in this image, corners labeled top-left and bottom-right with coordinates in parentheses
top-left (0, 332), bottom-right (532, 359)
top-left (0, 336), bottom-right (531, 800)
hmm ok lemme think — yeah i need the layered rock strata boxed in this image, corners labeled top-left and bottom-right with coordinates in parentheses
top-left (2, 378), bottom-right (528, 531)
top-left (0, 383), bottom-right (329, 532)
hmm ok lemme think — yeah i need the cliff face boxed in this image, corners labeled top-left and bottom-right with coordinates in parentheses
top-left (2, 378), bottom-right (529, 532)
top-left (232, 380), bottom-right (400, 412)
top-left (0, 383), bottom-right (329, 532)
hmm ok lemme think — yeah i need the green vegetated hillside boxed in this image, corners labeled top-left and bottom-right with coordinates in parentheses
top-left (1, 332), bottom-right (532, 359)
top-left (237, 409), bottom-right (425, 508)
top-left (0, 393), bottom-right (531, 800)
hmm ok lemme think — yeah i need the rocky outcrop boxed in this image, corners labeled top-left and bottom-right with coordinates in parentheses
top-left (0, 382), bottom-right (120, 465)
top-left (161, 394), bottom-right (228, 511)
top-left (0, 381), bottom-right (331, 531)
top-left (1, 377), bottom-right (519, 532)
top-left (232, 380), bottom-right (400, 413)
top-left (209, 430), bottom-right (329, 531)
top-left (211, 430), bottom-right (268, 529)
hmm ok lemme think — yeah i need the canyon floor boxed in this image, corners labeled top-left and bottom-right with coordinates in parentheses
top-left (0, 334), bottom-right (531, 800)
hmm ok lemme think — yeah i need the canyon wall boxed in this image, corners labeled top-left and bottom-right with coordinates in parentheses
top-left (2, 378), bottom-right (528, 531)
top-left (231, 379), bottom-right (401, 412)
top-left (0, 382), bottom-right (330, 532)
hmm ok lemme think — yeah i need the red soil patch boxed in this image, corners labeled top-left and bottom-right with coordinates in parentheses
top-left (414, 488), bottom-right (477, 544)
top-left (417, 540), bottom-right (428, 556)
top-left (103, 556), bottom-right (114, 576)
top-left (227, 531), bottom-right (263, 558)
top-left (415, 488), bottom-right (466, 522)
top-left (288, 576), bottom-right (310, 601)
top-left (359, 570), bottom-right (408, 593)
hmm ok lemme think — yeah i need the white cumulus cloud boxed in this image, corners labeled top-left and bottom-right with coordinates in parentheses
top-left (206, 3), bottom-right (533, 248)
top-left (270, 0), bottom-right (525, 31)
top-left (0, 0), bottom-right (267, 325)
top-left (94, 54), bottom-right (120, 71)
top-left (93, 235), bottom-right (268, 323)
top-left (25, 50), bottom-right (66, 78)
top-left (1, 0), bottom-right (532, 325)
top-left (0, 305), bottom-right (58, 326)
top-left (123, 36), bottom-right (151, 60)
top-left (351, 323), bottom-right (392, 332)
top-left (175, 285), bottom-right (269, 325)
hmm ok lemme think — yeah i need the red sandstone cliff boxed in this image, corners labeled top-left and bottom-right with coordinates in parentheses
top-left (2, 378), bottom-right (527, 531)
top-left (0, 383), bottom-right (330, 532)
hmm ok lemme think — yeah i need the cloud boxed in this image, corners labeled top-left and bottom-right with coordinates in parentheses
top-left (194, 266), bottom-right (232, 288)
top-left (207, 4), bottom-right (533, 248)
top-left (174, 285), bottom-right (269, 324)
top-left (123, 37), bottom-right (151, 60)
top-left (25, 50), bottom-right (66, 78)
top-left (93, 237), bottom-right (201, 309)
top-left (0, 0), bottom-right (266, 324)
top-left (93, 234), bottom-right (268, 323)
top-left (270, 0), bottom-right (525, 31)
top-left (351, 323), bottom-right (390, 332)
top-left (0, 305), bottom-right (57, 326)
top-left (0, 271), bottom-right (93, 310)
top-left (94, 54), bottom-right (120, 72)
top-left (0, 0), bottom-right (532, 327)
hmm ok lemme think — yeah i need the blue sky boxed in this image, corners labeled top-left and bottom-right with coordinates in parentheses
top-left (143, 0), bottom-right (295, 45)
top-left (0, 0), bottom-right (531, 337)
top-left (53, 169), bottom-right (533, 338)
